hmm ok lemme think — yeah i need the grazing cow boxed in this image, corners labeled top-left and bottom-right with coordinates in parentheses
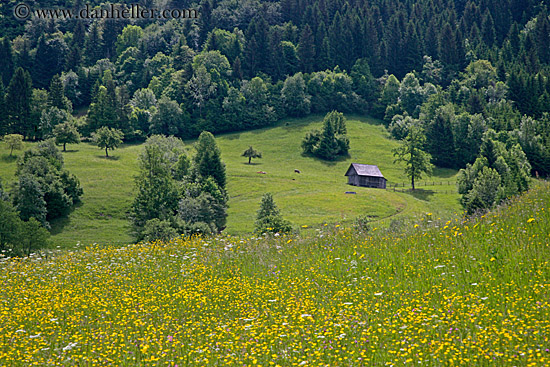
top-left (257, 171), bottom-right (267, 174)
top-left (294, 169), bottom-right (301, 174)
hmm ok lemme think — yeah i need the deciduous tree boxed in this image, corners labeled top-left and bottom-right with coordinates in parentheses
top-left (3, 134), bottom-right (23, 156)
top-left (392, 125), bottom-right (433, 190)
top-left (53, 122), bottom-right (80, 152)
top-left (92, 126), bottom-right (123, 157)
top-left (242, 146), bottom-right (262, 164)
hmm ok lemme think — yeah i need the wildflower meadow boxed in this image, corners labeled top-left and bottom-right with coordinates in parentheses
top-left (1, 184), bottom-right (549, 366)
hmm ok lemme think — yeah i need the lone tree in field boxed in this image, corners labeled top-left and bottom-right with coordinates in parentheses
top-left (392, 124), bottom-right (433, 190)
top-left (255, 193), bottom-right (292, 234)
top-left (3, 134), bottom-right (23, 156)
top-left (242, 146), bottom-right (262, 164)
top-left (53, 122), bottom-right (80, 151)
top-left (92, 126), bottom-right (123, 157)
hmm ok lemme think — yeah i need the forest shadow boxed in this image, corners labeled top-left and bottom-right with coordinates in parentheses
top-left (432, 167), bottom-right (458, 179)
top-left (48, 201), bottom-right (83, 236)
top-left (224, 133), bottom-right (241, 140)
top-left (301, 152), bottom-right (351, 167)
top-left (0, 154), bottom-right (18, 163)
top-left (407, 189), bottom-right (436, 201)
top-left (241, 162), bottom-right (262, 166)
top-left (97, 155), bottom-right (121, 161)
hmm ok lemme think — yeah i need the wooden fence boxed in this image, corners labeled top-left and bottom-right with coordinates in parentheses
top-left (386, 180), bottom-right (458, 194)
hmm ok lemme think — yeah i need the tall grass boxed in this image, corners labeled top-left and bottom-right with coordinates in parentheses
top-left (1, 182), bottom-right (548, 366)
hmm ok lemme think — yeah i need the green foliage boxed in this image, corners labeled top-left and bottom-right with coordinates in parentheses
top-left (255, 193), bottom-right (292, 234)
top-left (115, 25), bottom-right (143, 57)
top-left (40, 107), bottom-right (71, 139)
top-left (242, 146), bottom-right (262, 164)
top-left (193, 131), bottom-right (226, 189)
top-left (0, 200), bottom-right (49, 257)
top-left (13, 140), bottom-right (82, 227)
top-left (0, 199), bottom-right (20, 253)
top-left (3, 134), bottom-right (23, 156)
top-left (132, 134), bottom-right (227, 240)
top-left (92, 127), bottom-right (123, 157)
top-left (458, 131), bottom-right (531, 214)
top-left (301, 111), bottom-right (349, 160)
top-left (307, 69), bottom-right (360, 113)
top-left (150, 97), bottom-right (188, 137)
top-left (131, 144), bottom-right (179, 232)
top-left (48, 74), bottom-right (71, 112)
top-left (6, 68), bottom-right (32, 137)
top-left (388, 115), bottom-right (415, 140)
top-left (14, 173), bottom-right (48, 226)
top-left (392, 124), bottom-right (433, 190)
top-left (281, 73), bottom-right (311, 117)
top-left (53, 122), bottom-right (80, 152)
top-left (18, 218), bottom-right (50, 256)
top-left (142, 218), bottom-right (178, 243)
top-left (178, 178), bottom-right (228, 235)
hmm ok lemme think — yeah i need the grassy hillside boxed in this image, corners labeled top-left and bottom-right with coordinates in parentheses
top-left (0, 115), bottom-right (461, 246)
top-left (0, 182), bottom-right (548, 366)
top-left (218, 115), bottom-right (460, 234)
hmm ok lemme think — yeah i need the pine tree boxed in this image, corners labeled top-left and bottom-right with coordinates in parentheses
top-left (67, 22), bottom-right (86, 70)
top-left (17, 39), bottom-right (32, 72)
top-left (0, 81), bottom-right (6, 136)
top-left (84, 21), bottom-right (104, 66)
top-left (6, 67), bottom-right (32, 137)
top-left (255, 193), bottom-right (292, 234)
top-left (0, 38), bottom-right (15, 86)
top-left (48, 74), bottom-right (66, 110)
top-left (298, 24), bottom-right (316, 73)
top-left (535, 8), bottom-right (550, 64)
top-left (244, 17), bottom-right (270, 77)
top-left (194, 131), bottom-right (226, 189)
top-left (481, 10), bottom-right (497, 47)
top-left (426, 105), bottom-right (456, 168)
top-left (32, 35), bottom-right (68, 89)
top-left (232, 56), bottom-right (243, 80)
top-left (316, 115), bottom-right (340, 159)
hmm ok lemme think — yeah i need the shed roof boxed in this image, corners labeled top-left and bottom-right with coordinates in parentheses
top-left (345, 163), bottom-right (385, 178)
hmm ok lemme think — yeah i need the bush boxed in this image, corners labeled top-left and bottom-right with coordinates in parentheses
top-left (301, 111), bottom-right (349, 160)
top-left (255, 193), bottom-right (292, 234)
top-left (142, 219), bottom-right (178, 242)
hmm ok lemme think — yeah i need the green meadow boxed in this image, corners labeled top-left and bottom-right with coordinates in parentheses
top-left (0, 115), bottom-right (462, 246)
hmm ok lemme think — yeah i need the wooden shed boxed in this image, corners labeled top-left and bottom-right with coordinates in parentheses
top-left (345, 163), bottom-right (387, 189)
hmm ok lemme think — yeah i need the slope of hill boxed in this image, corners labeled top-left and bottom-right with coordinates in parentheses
top-left (0, 115), bottom-right (461, 246)
top-left (0, 181), bottom-right (548, 365)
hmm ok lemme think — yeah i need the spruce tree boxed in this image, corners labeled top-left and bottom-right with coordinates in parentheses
top-left (255, 193), bottom-right (292, 234)
top-left (48, 74), bottom-right (66, 110)
top-left (0, 38), bottom-right (15, 86)
top-left (298, 24), bottom-right (316, 73)
top-left (6, 67), bottom-right (32, 137)
top-left (0, 80), bottom-right (6, 136)
top-left (194, 131), bottom-right (226, 190)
